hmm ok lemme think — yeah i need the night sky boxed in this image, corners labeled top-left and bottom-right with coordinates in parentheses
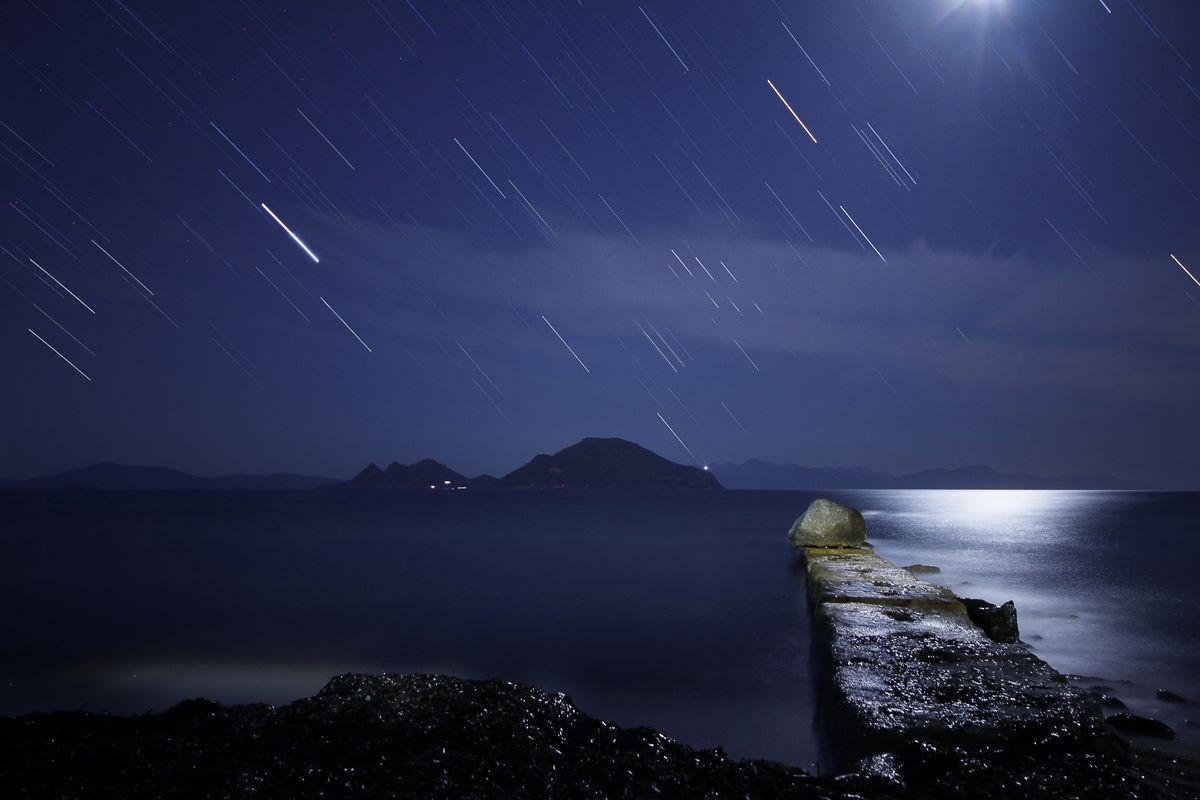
top-left (2, 0), bottom-right (1199, 487)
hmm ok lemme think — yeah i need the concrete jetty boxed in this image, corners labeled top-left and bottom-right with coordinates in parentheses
top-left (791, 497), bottom-right (1160, 797)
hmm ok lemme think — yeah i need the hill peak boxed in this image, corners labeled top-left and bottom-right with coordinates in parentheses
top-left (498, 437), bottom-right (719, 489)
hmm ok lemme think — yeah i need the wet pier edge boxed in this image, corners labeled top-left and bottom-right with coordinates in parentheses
top-left (792, 496), bottom-right (1198, 798)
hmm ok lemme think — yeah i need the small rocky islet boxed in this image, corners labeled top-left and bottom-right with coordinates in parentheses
top-left (4, 498), bottom-right (1198, 798)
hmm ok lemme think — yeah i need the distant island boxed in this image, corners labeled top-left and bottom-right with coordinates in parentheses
top-left (5, 463), bottom-right (339, 491)
top-left (344, 437), bottom-right (721, 490)
top-left (4, 442), bottom-right (1142, 491)
top-left (710, 459), bottom-right (1139, 490)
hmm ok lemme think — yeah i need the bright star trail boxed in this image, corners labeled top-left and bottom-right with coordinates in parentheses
top-left (0, 0), bottom-right (1198, 488)
top-left (767, 79), bottom-right (818, 144)
top-left (541, 315), bottom-right (590, 373)
top-left (28, 328), bottom-right (91, 381)
top-left (656, 412), bottom-right (699, 465)
top-left (320, 296), bottom-right (371, 352)
top-left (29, 258), bottom-right (95, 314)
top-left (839, 206), bottom-right (887, 264)
top-left (1170, 254), bottom-right (1200, 288)
top-left (261, 203), bottom-right (319, 263)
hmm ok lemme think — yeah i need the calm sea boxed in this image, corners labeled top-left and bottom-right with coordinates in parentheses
top-left (1, 489), bottom-right (1197, 764)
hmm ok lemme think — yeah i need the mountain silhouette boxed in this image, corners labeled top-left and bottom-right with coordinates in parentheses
top-left (9, 463), bottom-right (339, 491)
top-left (337, 437), bottom-right (719, 490)
top-left (496, 437), bottom-right (718, 489)
top-left (348, 458), bottom-right (487, 489)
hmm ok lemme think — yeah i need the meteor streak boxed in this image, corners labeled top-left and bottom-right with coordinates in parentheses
top-left (29, 328), bottom-right (91, 381)
top-left (1170, 254), bottom-right (1200, 288)
top-left (638, 321), bottom-right (679, 372)
top-left (91, 240), bottom-right (153, 294)
top-left (30, 258), bottom-right (95, 314)
top-left (767, 79), bottom-right (818, 143)
top-left (542, 315), bottom-right (590, 373)
top-left (256, 266), bottom-right (309, 321)
top-left (509, 180), bottom-right (556, 237)
top-left (721, 401), bottom-right (751, 436)
top-left (261, 203), bottom-right (319, 263)
top-left (320, 297), bottom-right (371, 352)
top-left (209, 121), bottom-right (269, 182)
top-left (297, 108), bottom-right (356, 170)
top-left (839, 205), bottom-right (887, 263)
top-left (639, 6), bottom-right (688, 72)
top-left (454, 137), bottom-right (505, 198)
top-left (656, 412), bottom-right (700, 466)
top-left (781, 23), bottom-right (831, 86)
top-left (732, 338), bottom-right (761, 372)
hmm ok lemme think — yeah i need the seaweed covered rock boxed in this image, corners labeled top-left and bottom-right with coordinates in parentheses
top-left (788, 498), bottom-right (866, 548)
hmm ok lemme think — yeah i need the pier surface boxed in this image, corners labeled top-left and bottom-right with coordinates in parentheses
top-left (795, 505), bottom-right (1184, 797)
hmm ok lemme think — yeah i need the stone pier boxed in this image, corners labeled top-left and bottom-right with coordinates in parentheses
top-left (791, 498), bottom-right (1156, 797)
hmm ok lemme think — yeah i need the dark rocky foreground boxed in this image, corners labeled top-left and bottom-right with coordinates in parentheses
top-left (0, 672), bottom-right (885, 800)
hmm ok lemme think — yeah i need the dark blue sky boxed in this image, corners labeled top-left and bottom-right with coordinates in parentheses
top-left (2, 0), bottom-right (1199, 486)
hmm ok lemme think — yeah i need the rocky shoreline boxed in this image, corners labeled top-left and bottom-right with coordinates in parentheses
top-left (1, 672), bottom-right (892, 799)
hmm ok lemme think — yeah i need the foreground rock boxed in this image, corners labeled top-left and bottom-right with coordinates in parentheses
top-left (1107, 712), bottom-right (1177, 740)
top-left (788, 497), bottom-right (866, 548)
top-left (1158, 689), bottom-right (1191, 704)
top-left (0, 673), bottom-right (893, 800)
top-left (790, 499), bottom-right (1169, 799)
top-left (960, 597), bottom-right (1020, 643)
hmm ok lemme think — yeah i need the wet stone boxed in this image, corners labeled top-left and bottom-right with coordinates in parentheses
top-left (804, 550), bottom-right (963, 610)
top-left (816, 602), bottom-right (1111, 758)
top-left (797, 536), bottom-right (1155, 797)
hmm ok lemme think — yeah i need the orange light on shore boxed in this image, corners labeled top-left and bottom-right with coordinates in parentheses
top-left (767, 79), bottom-right (818, 143)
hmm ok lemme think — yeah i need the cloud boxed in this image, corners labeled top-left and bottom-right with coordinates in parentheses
top-left (312, 212), bottom-right (1200, 399)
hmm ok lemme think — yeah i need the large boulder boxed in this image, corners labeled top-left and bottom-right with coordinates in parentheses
top-left (788, 498), bottom-right (866, 548)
